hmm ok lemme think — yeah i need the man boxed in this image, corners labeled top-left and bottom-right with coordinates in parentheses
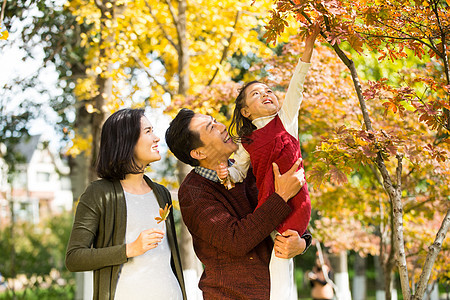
top-left (165, 108), bottom-right (311, 299)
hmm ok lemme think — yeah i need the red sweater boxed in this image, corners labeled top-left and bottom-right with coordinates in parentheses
top-left (243, 115), bottom-right (311, 235)
top-left (178, 169), bottom-right (292, 299)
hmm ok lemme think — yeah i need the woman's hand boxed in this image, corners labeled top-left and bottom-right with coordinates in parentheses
top-left (126, 228), bottom-right (164, 258)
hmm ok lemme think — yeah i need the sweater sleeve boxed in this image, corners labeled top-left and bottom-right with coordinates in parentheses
top-left (179, 177), bottom-right (291, 257)
top-left (228, 143), bottom-right (251, 183)
top-left (65, 183), bottom-right (128, 272)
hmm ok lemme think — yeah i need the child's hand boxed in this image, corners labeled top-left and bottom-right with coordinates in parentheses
top-left (216, 162), bottom-right (229, 180)
top-left (305, 22), bottom-right (321, 46)
top-left (301, 22), bottom-right (321, 63)
top-left (216, 162), bottom-right (235, 189)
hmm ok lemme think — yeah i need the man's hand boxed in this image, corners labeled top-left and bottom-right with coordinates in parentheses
top-left (273, 230), bottom-right (306, 259)
top-left (273, 158), bottom-right (306, 202)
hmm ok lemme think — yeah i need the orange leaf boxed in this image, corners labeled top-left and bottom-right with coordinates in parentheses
top-left (155, 203), bottom-right (172, 224)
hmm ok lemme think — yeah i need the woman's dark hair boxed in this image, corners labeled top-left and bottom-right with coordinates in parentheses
top-left (228, 80), bottom-right (260, 144)
top-left (96, 108), bottom-right (146, 180)
top-left (165, 108), bottom-right (204, 167)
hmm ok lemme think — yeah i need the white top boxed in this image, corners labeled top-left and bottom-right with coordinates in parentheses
top-left (114, 191), bottom-right (182, 300)
top-left (228, 60), bottom-right (311, 183)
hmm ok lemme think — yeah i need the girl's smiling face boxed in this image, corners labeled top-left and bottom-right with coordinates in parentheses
top-left (240, 83), bottom-right (280, 121)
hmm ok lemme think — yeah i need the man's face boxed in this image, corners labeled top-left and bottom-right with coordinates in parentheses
top-left (189, 113), bottom-right (238, 165)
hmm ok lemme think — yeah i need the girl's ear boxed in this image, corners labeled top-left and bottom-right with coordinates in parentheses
top-left (190, 148), bottom-right (206, 160)
top-left (241, 107), bottom-right (251, 119)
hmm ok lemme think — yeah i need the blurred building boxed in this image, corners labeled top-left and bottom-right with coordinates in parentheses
top-left (0, 135), bottom-right (72, 227)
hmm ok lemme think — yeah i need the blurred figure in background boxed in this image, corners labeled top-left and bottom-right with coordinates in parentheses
top-left (307, 252), bottom-right (334, 300)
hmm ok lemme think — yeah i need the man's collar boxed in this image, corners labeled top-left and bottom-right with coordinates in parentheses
top-left (194, 166), bottom-right (221, 182)
top-left (194, 160), bottom-right (233, 182)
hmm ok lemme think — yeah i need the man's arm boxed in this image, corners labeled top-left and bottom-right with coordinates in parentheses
top-left (179, 180), bottom-right (292, 256)
top-left (179, 159), bottom-right (305, 256)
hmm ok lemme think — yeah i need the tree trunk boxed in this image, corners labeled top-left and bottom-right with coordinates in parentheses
top-left (329, 250), bottom-right (352, 300)
top-left (412, 209), bottom-right (450, 300)
top-left (172, 0), bottom-right (203, 297)
top-left (175, 161), bottom-right (203, 299)
top-left (71, 1), bottom-right (118, 297)
top-left (7, 184), bottom-right (16, 300)
top-left (177, 0), bottom-right (189, 96)
top-left (352, 253), bottom-right (366, 300)
top-left (322, 33), bottom-right (412, 298)
top-left (375, 255), bottom-right (400, 300)
top-left (375, 255), bottom-right (386, 300)
top-left (68, 106), bottom-right (91, 300)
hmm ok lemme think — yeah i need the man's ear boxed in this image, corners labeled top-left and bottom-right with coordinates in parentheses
top-left (190, 148), bottom-right (206, 160)
top-left (241, 107), bottom-right (250, 119)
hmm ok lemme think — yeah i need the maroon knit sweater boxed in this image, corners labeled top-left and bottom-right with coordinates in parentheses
top-left (178, 169), bottom-right (292, 299)
top-left (243, 115), bottom-right (311, 235)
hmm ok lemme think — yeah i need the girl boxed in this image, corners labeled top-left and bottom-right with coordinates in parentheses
top-left (65, 108), bottom-right (186, 300)
top-left (217, 24), bottom-right (320, 299)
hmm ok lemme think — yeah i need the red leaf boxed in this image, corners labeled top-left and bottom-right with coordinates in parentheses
top-left (329, 166), bottom-right (348, 185)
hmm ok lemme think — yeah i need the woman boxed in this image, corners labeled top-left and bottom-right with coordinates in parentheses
top-left (65, 108), bottom-right (186, 300)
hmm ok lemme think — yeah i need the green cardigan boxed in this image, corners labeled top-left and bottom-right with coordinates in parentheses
top-left (65, 176), bottom-right (186, 300)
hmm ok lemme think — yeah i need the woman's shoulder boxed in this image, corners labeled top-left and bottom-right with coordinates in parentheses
top-left (87, 178), bottom-right (116, 190)
top-left (81, 178), bottom-right (118, 198)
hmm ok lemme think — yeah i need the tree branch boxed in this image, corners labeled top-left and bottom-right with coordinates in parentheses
top-left (94, 0), bottom-right (104, 10)
top-left (394, 154), bottom-right (411, 300)
top-left (430, 0), bottom-right (450, 129)
top-left (357, 31), bottom-right (438, 55)
top-left (145, 0), bottom-right (179, 52)
top-left (207, 10), bottom-right (241, 86)
top-left (413, 208), bottom-right (450, 300)
top-left (1, 0), bottom-right (6, 24)
top-left (164, 0), bottom-right (179, 28)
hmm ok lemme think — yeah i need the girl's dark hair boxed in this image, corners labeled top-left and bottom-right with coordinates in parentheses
top-left (228, 80), bottom-right (260, 144)
top-left (96, 108), bottom-right (146, 180)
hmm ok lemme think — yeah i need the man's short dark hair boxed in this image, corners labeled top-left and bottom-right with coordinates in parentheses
top-left (165, 108), bottom-right (204, 166)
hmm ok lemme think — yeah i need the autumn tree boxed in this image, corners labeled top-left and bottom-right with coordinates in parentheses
top-left (258, 0), bottom-right (449, 299)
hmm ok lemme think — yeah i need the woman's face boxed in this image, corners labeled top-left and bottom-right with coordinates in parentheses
top-left (134, 116), bottom-right (161, 167)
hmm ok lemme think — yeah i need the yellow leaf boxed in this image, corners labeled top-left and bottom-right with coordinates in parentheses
top-left (0, 30), bottom-right (8, 40)
top-left (155, 203), bottom-right (172, 224)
